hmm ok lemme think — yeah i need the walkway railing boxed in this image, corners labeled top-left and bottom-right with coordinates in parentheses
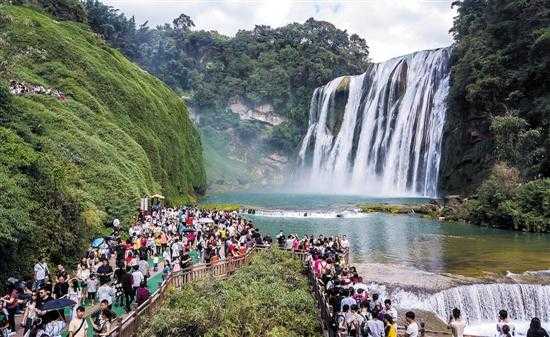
top-left (105, 245), bottom-right (475, 337)
top-left (105, 245), bottom-right (318, 337)
top-left (105, 248), bottom-right (257, 337)
top-left (306, 258), bottom-right (481, 337)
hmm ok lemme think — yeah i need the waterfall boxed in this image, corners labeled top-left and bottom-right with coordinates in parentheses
top-left (422, 284), bottom-right (550, 323)
top-left (365, 282), bottom-right (550, 335)
top-left (298, 47), bottom-right (451, 197)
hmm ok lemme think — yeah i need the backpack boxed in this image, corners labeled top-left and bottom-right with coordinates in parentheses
top-left (359, 314), bottom-right (369, 337)
top-left (347, 316), bottom-right (359, 337)
top-left (337, 313), bottom-right (348, 332)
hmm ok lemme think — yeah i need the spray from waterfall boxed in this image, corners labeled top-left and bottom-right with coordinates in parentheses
top-left (298, 47), bottom-right (451, 197)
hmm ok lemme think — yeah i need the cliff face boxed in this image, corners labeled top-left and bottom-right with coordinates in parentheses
top-left (0, 5), bottom-right (206, 280)
top-left (439, 101), bottom-right (494, 196)
top-left (194, 98), bottom-right (290, 192)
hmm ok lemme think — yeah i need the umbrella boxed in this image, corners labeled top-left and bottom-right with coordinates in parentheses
top-left (91, 237), bottom-right (105, 248)
top-left (41, 298), bottom-right (76, 312)
top-left (150, 194), bottom-right (165, 199)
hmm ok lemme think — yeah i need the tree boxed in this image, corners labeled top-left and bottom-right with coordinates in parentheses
top-left (173, 13), bottom-right (194, 32)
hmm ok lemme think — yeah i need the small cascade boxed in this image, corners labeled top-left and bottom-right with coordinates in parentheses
top-left (298, 47), bottom-right (451, 197)
top-left (424, 283), bottom-right (550, 323)
top-left (389, 283), bottom-right (550, 324)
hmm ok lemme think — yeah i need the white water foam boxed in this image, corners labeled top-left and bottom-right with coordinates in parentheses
top-left (368, 282), bottom-right (550, 336)
top-left (249, 209), bottom-right (369, 219)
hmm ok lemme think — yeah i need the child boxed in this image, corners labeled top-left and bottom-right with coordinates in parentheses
top-left (86, 274), bottom-right (98, 306)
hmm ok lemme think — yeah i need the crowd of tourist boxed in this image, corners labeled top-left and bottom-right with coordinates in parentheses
top-left (0, 206), bottom-right (269, 337)
top-left (8, 81), bottom-right (66, 101)
top-left (301, 233), bottom-right (550, 337)
top-left (2, 205), bottom-right (549, 337)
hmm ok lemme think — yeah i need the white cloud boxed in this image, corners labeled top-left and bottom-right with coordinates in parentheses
top-left (103, 0), bottom-right (456, 62)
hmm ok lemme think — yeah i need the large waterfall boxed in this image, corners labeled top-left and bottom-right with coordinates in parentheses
top-left (298, 47), bottom-right (451, 197)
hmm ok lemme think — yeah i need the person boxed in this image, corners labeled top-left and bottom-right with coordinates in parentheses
top-left (92, 309), bottom-right (113, 337)
top-left (135, 281), bottom-right (150, 306)
top-left (131, 266), bottom-right (144, 300)
top-left (384, 314), bottom-right (397, 337)
top-left (1, 287), bottom-right (18, 334)
top-left (337, 304), bottom-right (350, 337)
top-left (370, 294), bottom-right (382, 313)
top-left (497, 310), bottom-right (515, 337)
top-left (346, 304), bottom-right (363, 337)
top-left (21, 292), bottom-right (39, 334)
top-left (55, 265), bottom-right (68, 283)
top-left (96, 282), bottom-right (115, 308)
top-left (96, 260), bottom-right (113, 285)
top-left (68, 306), bottom-right (88, 337)
top-left (76, 259), bottom-right (90, 300)
top-left (33, 257), bottom-right (49, 290)
top-left (86, 274), bottom-right (98, 306)
top-left (138, 257), bottom-right (149, 283)
top-left (447, 308), bottom-right (466, 337)
top-left (341, 289), bottom-right (357, 312)
top-left (38, 311), bottom-right (66, 337)
top-left (0, 302), bottom-right (11, 337)
top-left (67, 279), bottom-right (81, 318)
top-left (52, 276), bottom-right (68, 299)
top-left (366, 308), bottom-right (384, 337)
top-left (119, 267), bottom-right (134, 312)
top-left (383, 299), bottom-right (397, 321)
top-left (405, 311), bottom-right (419, 337)
top-left (501, 325), bottom-right (513, 337)
top-left (527, 318), bottom-right (549, 337)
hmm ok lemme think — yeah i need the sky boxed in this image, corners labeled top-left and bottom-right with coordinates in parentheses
top-left (103, 0), bottom-right (456, 62)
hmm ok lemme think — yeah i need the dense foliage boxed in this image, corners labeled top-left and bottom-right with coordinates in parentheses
top-left (464, 164), bottom-right (550, 232)
top-left (139, 249), bottom-right (320, 337)
top-left (443, 0), bottom-right (550, 230)
top-left (82, 0), bottom-right (370, 158)
top-left (0, 5), bottom-right (205, 284)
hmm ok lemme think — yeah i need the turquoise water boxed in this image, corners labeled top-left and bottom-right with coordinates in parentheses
top-left (203, 192), bottom-right (550, 277)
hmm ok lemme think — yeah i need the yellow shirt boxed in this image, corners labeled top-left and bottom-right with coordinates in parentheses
top-left (387, 323), bottom-right (398, 337)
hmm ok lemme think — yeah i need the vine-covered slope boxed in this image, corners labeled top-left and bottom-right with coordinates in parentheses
top-left (0, 5), bottom-right (205, 279)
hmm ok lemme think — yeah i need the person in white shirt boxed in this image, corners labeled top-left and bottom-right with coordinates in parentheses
top-left (38, 312), bottom-right (66, 337)
top-left (33, 257), bottom-right (49, 289)
top-left (405, 311), bottom-right (420, 337)
top-left (447, 308), bottom-right (466, 337)
top-left (131, 267), bottom-right (144, 294)
top-left (96, 282), bottom-right (115, 306)
top-left (340, 235), bottom-right (350, 250)
top-left (68, 306), bottom-right (88, 337)
top-left (384, 299), bottom-right (398, 321)
top-left (367, 308), bottom-right (385, 337)
top-left (340, 288), bottom-right (357, 312)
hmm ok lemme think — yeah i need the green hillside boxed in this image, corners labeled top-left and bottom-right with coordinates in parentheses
top-left (0, 5), bottom-right (206, 279)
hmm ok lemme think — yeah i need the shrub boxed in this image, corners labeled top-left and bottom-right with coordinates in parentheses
top-left (139, 249), bottom-right (320, 337)
top-left (465, 163), bottom-right (550, 232)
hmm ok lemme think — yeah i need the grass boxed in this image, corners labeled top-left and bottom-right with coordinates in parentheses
top-left (138, 248), bottom-right (321, 337)
top-left (0, 5), bottom-right (206, 283)
top-left (200, 126), bottom-right (252, 191)
top-left (358, 203), bottom-right (440, 216)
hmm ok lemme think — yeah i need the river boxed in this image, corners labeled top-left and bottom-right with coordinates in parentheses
top-left (202, 191), bottom-right (550, 336)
